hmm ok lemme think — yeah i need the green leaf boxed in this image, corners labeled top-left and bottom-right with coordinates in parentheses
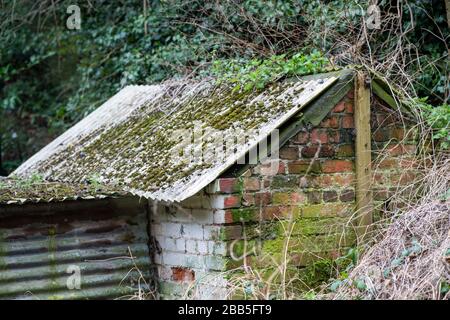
top-left (355, 279), bottom-right (367, 291)
top-left (330, 280), bottom-right (342, 292)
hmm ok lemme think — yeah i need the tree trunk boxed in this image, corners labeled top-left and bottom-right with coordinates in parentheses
top-left (446, 0), bottom-right (450, 28)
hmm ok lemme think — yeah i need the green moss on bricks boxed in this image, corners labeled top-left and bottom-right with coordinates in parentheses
top-left (271, 176), bottom-right (300, 190)
top-left (231, 208), bottom-right (257, 223)
top-left (219, 225), bottom-right (242, 241)
top-left (239, 221), bottom-right (280, 242)
top-left (301, 203), bottom-right (354, 218)
top-left (236, 177), bottom-right (244, 196)
top-left (261, 233), bottom-right (355, 259)
top-left (301, 205), bottom-right (324, 217)
top-left (260, 237), bottom-right (285, 261)
top-left (225, 255), bottom-right (250, 270)
top-left (229, 239), bottom-right (259, 258)
top-left (278, 217), bottom-right (353, 236)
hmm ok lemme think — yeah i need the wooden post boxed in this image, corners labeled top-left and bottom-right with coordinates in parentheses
top-left (354, 72), bottom-right (373, 244)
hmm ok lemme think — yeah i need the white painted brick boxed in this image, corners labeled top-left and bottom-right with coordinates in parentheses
top-left (190, 208), bottom-right (214, 224)
top-left (204, 195), bottom-right (226, 209)
top-left (182, 223), bottom-right (204, 239)
top-left (156, 235), bottom-right (187, 253)
top-left (163, 251), bottom-right (186, 266)
top-left (180, 195), bottom-right (206, 209)
top-left (163, 251), bottom-right (209, 269)
top-left (207, 241), bottom-right (215, 255)
top-left (164, 253), bottom-right (205, 269)
top-left (150, 192), bottom-right (233, 300)
top-left (213, 210), bottom-right (227, 224)
top-left (165, 209), bottom-right (193, 223)
top-left (154, 214), bottom-right (168, 223)
top-left (203, 225), bottom-right (222, 240)
top-left (181, 194), bottom-right (234, 210)
top-left (163, 222), bottom-right (182, 238)
top-left (186, 240), bottom-right (197, 254)
top-left (175, 239), bottom-right (186, 252)
top-left (184, 255), bottom-right (206, 269)
top-left (206, 194), bottom-right (241, 209)
top-left (165, 207), bottom-right (213, 225)
top-left (157, 236), bottom-right (170, 248)
top-left (163, 237), bottom-right (179, 252)
top-left (197, 241), bottom-right (208, 255)
top-left (204, 180), bottom-right (220, 194)
top-left (207, 241), bottom-right (227, 256)
top-left (204, 255), bottom-right (227, 271)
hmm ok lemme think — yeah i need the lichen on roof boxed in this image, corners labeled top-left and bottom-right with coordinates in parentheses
top-left (13, 72), bottom-right (342, 202)
top-left (0, 177), bottom-right (129, 205)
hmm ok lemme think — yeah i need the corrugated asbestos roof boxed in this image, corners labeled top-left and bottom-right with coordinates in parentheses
top-left (13, 72), bottom-right (344, 202)
top-left (0, 178), bottom-right (129, 205)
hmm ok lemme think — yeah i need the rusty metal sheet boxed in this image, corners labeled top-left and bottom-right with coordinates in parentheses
top-left (0, 197), bottom-right (154, 300)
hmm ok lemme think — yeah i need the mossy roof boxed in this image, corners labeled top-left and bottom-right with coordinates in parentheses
top-left (0, 178), bottom-right (130, 205)
top-left (13, 72), bottom-right (343, 202)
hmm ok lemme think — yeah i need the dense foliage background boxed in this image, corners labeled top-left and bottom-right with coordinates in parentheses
top-left (1, 0), bottom-right (448, 175)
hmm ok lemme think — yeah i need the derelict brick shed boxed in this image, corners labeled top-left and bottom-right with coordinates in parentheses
top-left (7, 68), bottom-right (417, 299)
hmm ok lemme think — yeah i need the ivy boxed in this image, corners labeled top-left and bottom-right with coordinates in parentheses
top-left (211, 51), bottom-right (333, 92)
top-left (415, 99), bottom-right (450, 149)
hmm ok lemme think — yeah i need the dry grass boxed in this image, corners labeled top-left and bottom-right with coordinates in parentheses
top-left (117, 247), bottom-right (157, 300)
top-left (333, 157), bottom-right (450, 300)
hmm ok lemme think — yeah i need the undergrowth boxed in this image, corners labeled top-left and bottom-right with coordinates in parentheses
top-left (415, 99), bottom-right (450, 149)
top-left (211, 51), bottom-right (334, 92)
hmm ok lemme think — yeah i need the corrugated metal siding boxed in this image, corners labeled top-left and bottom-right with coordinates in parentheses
top-left (0, 197), bottom-right (154, 300)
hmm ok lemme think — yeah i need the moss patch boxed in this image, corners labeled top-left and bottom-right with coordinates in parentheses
top-left (230, 208), bottom-right (257, 223)
top-left (0, 178), bottom-right (129, 204)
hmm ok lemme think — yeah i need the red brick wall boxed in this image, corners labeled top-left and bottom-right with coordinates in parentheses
top-left (205, 90), bottom-right (418, 269)
top-left (370, 98), bottom-right (418, 215)
top-left (207, 90), bottom-right (358, 267)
